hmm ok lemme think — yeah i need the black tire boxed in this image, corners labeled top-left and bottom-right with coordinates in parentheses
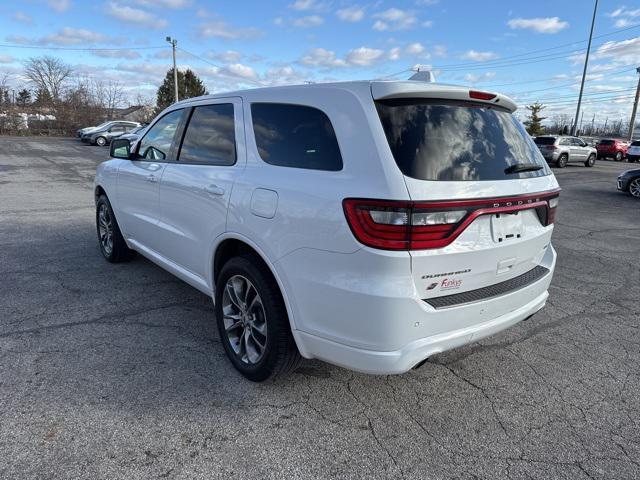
top-left (629, 178), bottom-right (640, 199)
top-left (96, 136), bottom-right (107, 147)
top-left (615, 151), bottom-right (623, 162)
top-left (556, 154), bottom-right (568, 168)
top-left (585, 153), bottom-right (596, 167)
top-left (215, 255), bottom-right (302, 382)
top-left (96, 194), bottom-right (135, 262)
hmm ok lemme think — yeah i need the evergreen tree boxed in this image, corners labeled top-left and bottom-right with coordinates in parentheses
top-left (524, 102), bottom-right (547, 136)
top-left (16, 89), bottom-right (31, 107)
top-left (156, 68), bottom-right (207, 112)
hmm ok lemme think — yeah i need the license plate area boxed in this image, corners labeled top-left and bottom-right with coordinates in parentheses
top-left (491, 212), bottom-right (523, 243)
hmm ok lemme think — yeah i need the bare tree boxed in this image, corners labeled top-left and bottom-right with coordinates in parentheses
top-left (23, 56), bottom-right (73, 102)
top-left (98, 80), bottom-right (125, 117)
top-left (0, 73), bottom-right (11, 107)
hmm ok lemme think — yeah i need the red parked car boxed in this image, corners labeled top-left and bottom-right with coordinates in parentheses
top-left (596, 139), bottom-right (628, 161)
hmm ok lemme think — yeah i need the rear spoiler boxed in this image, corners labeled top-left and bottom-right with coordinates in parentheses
top-left (371, 81), bottom-right (518, 113)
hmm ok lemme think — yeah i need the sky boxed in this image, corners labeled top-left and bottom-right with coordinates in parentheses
top-left (1, 0), bottom-right (640, 127)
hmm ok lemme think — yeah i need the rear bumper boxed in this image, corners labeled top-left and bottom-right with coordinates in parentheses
top-left (296, 287), bottom-right (548, 374)
top-left (284, 243), bottom-right (556, 375)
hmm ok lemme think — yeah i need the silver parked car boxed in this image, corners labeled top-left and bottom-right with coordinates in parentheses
top-left (534, 135), bottom-right (597, 168)
top-left (81, 121), bottom-right (141, 146)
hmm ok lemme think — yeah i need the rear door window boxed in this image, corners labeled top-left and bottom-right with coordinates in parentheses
top-left (375, 99), bottom-right (549, 181)
top-left (251, 103), bottom-right (343, 171)
top-left (178, 104), bottom-right (236, 166)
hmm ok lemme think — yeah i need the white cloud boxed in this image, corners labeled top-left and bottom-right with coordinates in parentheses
top-left (299, 48), bottom-right (347, 67)
top-left (134, 0), bottom-right (191, 7)
top-left (14, 11), bottom-right (32, 23)
top-left (0, 55), bottom-right (14, 63)
top-left (608, 7), bottom-right (640, 27)
top-left (464, 72), bottom-right (496, 83)
top-left (47, 0), bottom-right (71, 12)
top-left (106, 3), bottom-right (168, 29)
top-left (292, 15), bottom-right (324, 27)
top-left (92, 49), bottom-right (141, 60)
top-left (289, 0), bottom-right (325, 10)
top-left (406, 42), bottom-right (425, 55)
top-left (593, 37), bottom-right (640, 64)
top-left (372, 8), bottom-right (417, 31)
top-left (336, 6), bottom-right (365, 22)
top-left (221, 63), bottom-right (257, 80)
top-left (507, 17), bottom-right (569, 34)
top-left (461, 49), bottom-right (498, 62)
top-left (388, 47), bottom-right (401, 61)
top-left (198, 20), bottom-right (262, 39)
top-left (299, 46), bottom-right (385, 68)
top-left (433, 45), bottom-right (447, 58)
top-left (608, 6), bottom-right (640, 18)
top-left (206, 50), bottom-right (243, 63)
top-left (34, 27), bottom-right (109, 46)
top-left (345, 47), bottom-right (385, 66)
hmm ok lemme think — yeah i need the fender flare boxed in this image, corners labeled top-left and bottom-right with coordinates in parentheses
top-left (208, 232), bottom-right (305, 351)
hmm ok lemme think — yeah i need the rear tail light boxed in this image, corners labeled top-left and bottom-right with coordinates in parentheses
top-left (343, 190), bottom-right (560, 251)
top-left (545, 145), bottom-right (558, 150)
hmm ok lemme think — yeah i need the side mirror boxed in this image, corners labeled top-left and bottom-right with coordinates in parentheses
top-left (110, 138), bottom-right (132, 159)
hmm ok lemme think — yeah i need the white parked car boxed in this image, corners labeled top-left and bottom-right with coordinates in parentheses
top-left (94, 79), bottom-right (560, 381)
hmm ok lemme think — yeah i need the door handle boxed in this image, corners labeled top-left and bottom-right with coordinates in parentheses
top-left (204, 184), bottom-right (225, 196)
top-left (146, 174), bottom-right (158, 183)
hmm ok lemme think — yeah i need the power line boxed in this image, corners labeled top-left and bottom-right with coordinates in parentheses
top-left (432, 23), bottom-right (640, 70)
top-left (0, 43), bottom-right (165, 51)
top-left (175, 46), bottom-right (265, 87)
top-left (477, 64), bottom-right (635, 88)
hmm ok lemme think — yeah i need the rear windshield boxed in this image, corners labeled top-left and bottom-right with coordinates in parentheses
top-left (599, 139), bottom-right (614, 145)
top-left (534, 137), bottom-right (557, 145)
top-left (376, 100), bottom-right (549, 181)
top-left (631, 141), bottom-right (640, 147)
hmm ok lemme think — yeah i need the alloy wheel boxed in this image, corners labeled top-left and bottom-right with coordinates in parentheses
top-left (630, 179), bottom-right (640, 198)
top-left (98, 203), bottom-right (113, 256)
top-left (222, 275), bottom-right (268, 364)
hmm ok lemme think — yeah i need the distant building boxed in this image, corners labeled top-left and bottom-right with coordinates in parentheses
top-left (112, 105), bottom-right (154, 123)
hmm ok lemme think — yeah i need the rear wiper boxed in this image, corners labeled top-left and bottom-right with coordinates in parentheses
top-left (504, 163), bottom-right (544, 174)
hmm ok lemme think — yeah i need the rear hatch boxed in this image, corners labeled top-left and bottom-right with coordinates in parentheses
top-left (371, 81), bottom-right (559, 303)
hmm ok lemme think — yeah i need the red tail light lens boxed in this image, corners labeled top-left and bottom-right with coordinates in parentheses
top-left (343, 190), bottom-right (560, 250)
top-left (469, 90), bottom-right (497, 101)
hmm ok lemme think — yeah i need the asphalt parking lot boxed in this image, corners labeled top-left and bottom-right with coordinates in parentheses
top-left (1, 136), bottom-right (639, 480)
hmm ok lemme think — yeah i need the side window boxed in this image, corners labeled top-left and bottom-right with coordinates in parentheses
top-left (138, 109), bottom-right (184, 161)
top-left (251, 103), bottom-right (343, 171)
top-left (559, 138), bottom-right (570, 146)
top-left (179, 104), bottom-right (236, 165)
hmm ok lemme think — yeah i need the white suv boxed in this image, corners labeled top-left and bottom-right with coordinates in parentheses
top-left (94, 80), bottom-right (560, 381)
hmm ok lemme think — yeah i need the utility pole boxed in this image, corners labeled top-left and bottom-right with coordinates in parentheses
top-left (572, 0), bottom-right (598, 136)
top-left (579, 111), bottom-right (584, 135)
top-left (628, 66), bottom-right (640, 141)
top-left (166, 36), bottom-right (179, 103)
